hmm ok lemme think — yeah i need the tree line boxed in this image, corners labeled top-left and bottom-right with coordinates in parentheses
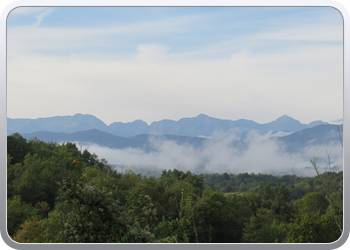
top-left (7, 133), bottom-right (343, 243)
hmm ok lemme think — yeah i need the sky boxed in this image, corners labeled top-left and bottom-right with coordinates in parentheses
top-left (6, 7), bottom-right (344, 125)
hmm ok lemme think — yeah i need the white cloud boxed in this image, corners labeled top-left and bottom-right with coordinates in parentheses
top-left (6, 12), bottom-right (343, 125)
top-left (330, 118), bottom-right (343, 124)
top-left (134, 44), bottom-right (171, 63)
top-left (33, 8), bottom-right (54, 27)
top-left (6, 14), bottom-right (201, 57)
top-left (7, 40), bottom-right (343, 125)
top-left (78, 132), bottom-right (343, 177)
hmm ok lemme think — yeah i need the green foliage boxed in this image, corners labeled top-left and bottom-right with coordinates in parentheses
top-left (12, 217), bottom-right (43, 243)
top-left (6, 134), bottom-right (343, 243)
top-left (282, 193), bottom-right (342, 243)
top-left (120, 186), bottom-right (158, 243)
top-left (271, 183), bottom-right (292, 221)
top-left (258, 183), bottom-right (275, 209)
top-left (239, 182), bottom-right (248, 192)
top-left (282, 211), bottom-right (329, 243)
top-left (202, 171), bottom-right (343, 202)
top-left (311, 157), bottom-right (343, 234)
top-left (11, 153), bottom-right (64, 207)
top-left (54, 177), bottom-right (126, 243)
top-left (35, 201), bottom-right (51, 218)
top-left (7, 154), bottom-right (16, 198)
top-left (7, 196), bottom-right (39, 237)
top-left (193, 190), bottom-right (251, 243)
top-left (161, 169), bottom-right (204, 194)
top-left (321, 205), bottom-right (343, 242)
top-left (157, 190), bottom-right (193, 243)
top-left (242, 183), bottom-right (293, 242)
top-left (293, 192), bottom-right (329, 215)
top-left (242, 208), bottom-right (285, 243)
top-left (7, 133), bottom-right (31, 164)
top-left (40, 210), bottom-right (66, 243)
top-left (248, 183), bottom-right (292, 221)
top-left (81, 149), bottom-right (108, 169)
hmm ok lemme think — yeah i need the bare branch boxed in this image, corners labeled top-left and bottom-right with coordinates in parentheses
top-left (337, 126), bottom-right (343, 148)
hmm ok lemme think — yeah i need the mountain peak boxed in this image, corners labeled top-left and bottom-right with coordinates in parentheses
top-left (196, 114), bottom-right (209, 118)
top-left (73, 113), bottom-right (86, 117)
top-left (262, 115), bottom-right (306, 132)
top-left (308, 120), bottom-right (328, 127)
top-left (73, 113), bottom-right (96, 118)
top-left (8, 113), bottom-right (325, 137)
top-left (275, 115), bottom-right (295, 121)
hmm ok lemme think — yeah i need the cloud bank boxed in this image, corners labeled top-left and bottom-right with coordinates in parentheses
top-left (75, 131), bottom-right (343, 177)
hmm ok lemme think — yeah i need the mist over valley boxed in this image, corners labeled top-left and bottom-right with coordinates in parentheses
top-left (10, 113), bottom-right (343, 177)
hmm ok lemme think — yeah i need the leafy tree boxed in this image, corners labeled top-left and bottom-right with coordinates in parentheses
top-left (120, 186), bottom-right (158, 243)
top-left (12, 218), bottom-right (43, 243)
top-left (311, 157), bottom-right (343, 234)
top-left (320, 206), bottom-right (343, 242)
top-left (40, 209), bottom-right (66, 243)
top-left (161, 169), bottom-right (203, 193)
top-left (239, 182), bottom-right (249, 192)
top-left (244, 191), bottom-right (261, 215)
top-left (271, 183), bottom-right (292, 221)
top-left (7, 196), bottom-right (39, 237)
top-left (7, 133), bottom-right (30, 164)
top-left (257, 183), bottom-right (275, 209)
top-left (35, 201), bottom-right (51, 219)
top-left (50, 172), bottom-right (159, 243)
top-left (282, 211), bottom-right (327, 243)
top-left (293, 192), bottom-right (329, 215)
top-left (224, 183), bottom-right (234, 192)
top-left (12, 154), bottom-right (64, 207)
top-left (222, 172), bottom-right (230, 181)
top-left (242, 208), bottom-right (285, 243)
top-left (7, 154), bottom-right (17, 198)
top-left (81, 149), bottom-right (108, 169)
top-left (136, 176), bottom-right (166, 221)
top-left (157, 190), bottom-right (194, 243)
top-left (194, 190), bottom-right (250, 243)
top-left (53, 177), bottom-right (126, 243)
top-left (282, 192), bottom-right (341, 243)
top-left (27, 138), bottom-right (59, 160)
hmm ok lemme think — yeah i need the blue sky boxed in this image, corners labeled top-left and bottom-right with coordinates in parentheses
top-left (7, 7), bottom-right (343, 125)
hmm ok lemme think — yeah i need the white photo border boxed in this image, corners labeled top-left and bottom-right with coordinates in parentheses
top-left (1, 1), bottom-right (349, 249)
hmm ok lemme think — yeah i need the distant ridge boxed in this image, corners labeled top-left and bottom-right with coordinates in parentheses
top-left (8, 113), bottom-right (334, 137)
top-left (261, 115), bottom-right (307, 132)
top-left (276, 124), bottom-right (343, 152)
top-left (21, 129), bottom-right (209, 152)
top-left (21, 124), bottom-right (343, 154)
top-left (7, 113), bottom-right (107, 135)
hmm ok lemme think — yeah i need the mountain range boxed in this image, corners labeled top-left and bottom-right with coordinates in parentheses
top-left (21, 129), bottom-right (209, 153)
top-left (9, 114), bottom-right (342, 176)
top-left (7, 113), bottom-right (331, 137)
top-left (20, 124), bottom-right (343, 154)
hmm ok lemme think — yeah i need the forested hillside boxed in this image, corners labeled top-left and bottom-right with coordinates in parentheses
top-left (7, 133), bottom-right (343, 243)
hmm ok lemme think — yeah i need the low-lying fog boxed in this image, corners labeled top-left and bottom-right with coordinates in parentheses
top-left (73, 131), bottom-right (343, 177)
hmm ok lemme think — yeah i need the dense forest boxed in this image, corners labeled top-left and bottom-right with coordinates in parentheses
top-left (7, 133), bottom-right (343, 243)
